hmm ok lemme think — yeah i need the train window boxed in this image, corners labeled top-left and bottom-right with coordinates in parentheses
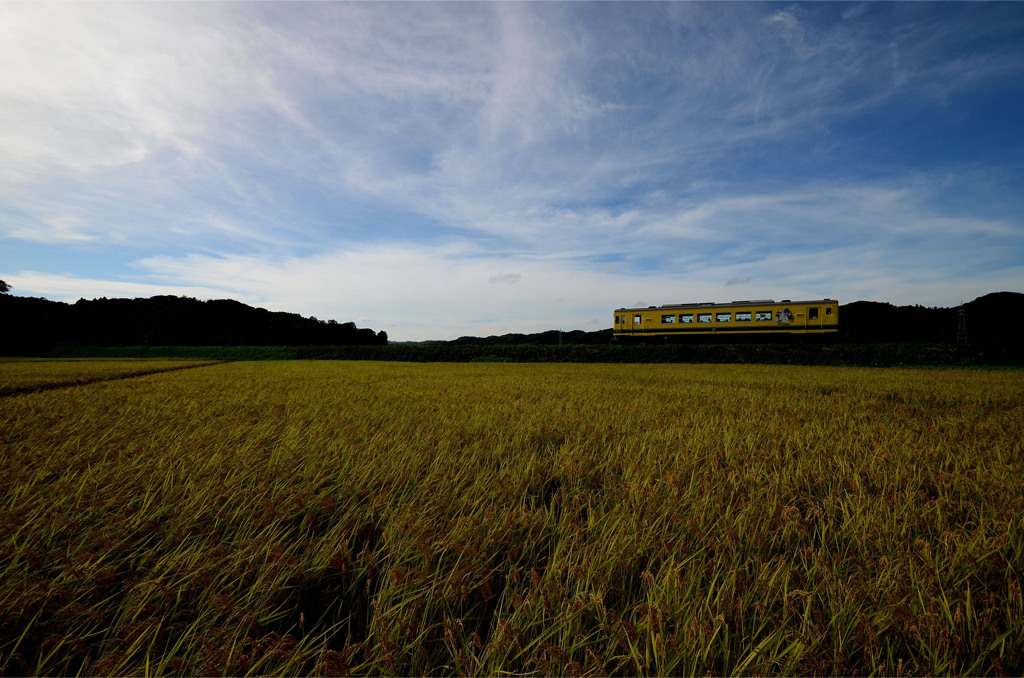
top-left (826, 307), bottom-right (833, 315)
top-left (697, 313), bottom-right (712, 323)
top-left (615, 315), bottom-right (620, 324)
top-left (735, 312), bottom-right (752, 322)
top-left (716, 313), bottom-right (731, 323)
top-left (634, 315), bottom-right (641, 325)
top-left (661, 314), bottom-right (675, 324)
top-left (755, 311), bottom-right (772, 321)
top-left (809, 307), bottom-right (819, 320)
top-left (679, 314), bottom-right (693, 323)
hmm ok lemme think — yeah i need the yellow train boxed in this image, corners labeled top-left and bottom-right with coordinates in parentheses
top-left (613, 299), bottom-right (839, 340)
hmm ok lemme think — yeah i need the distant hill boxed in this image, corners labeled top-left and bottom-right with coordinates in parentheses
top-left (0, 294), bottom-right (387, 354)
top-left (443, 328), bottom-right (614, 346)
top-left (838, 292), bottom-right (1023, 344)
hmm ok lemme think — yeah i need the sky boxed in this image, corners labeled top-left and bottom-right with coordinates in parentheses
top-left (2, 2), bottom-right (1023, 341)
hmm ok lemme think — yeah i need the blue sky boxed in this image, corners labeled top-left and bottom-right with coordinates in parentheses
top-left (2, 2), bottom-right (1023, 341)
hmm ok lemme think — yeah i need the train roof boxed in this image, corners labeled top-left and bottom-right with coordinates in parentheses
top-left (615, 299), bottom-right (837, 312)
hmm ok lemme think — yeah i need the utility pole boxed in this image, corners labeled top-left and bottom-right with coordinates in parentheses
top-left (956, 305), bottom-right (968, 345)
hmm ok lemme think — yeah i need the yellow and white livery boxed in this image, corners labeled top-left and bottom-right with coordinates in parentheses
top-left (613, 299), bottom-right (838, 340)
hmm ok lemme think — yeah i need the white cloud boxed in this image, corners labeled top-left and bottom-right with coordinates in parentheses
top-left (0, 4), bottom-right (220, 179)
top-left (7, 216), bottom-right (97, 244)
top-left (488, 273), bottom-right (522, 285)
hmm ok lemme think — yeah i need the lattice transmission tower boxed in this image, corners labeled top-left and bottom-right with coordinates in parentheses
top-left (956, 304), bottom-right (968, 345)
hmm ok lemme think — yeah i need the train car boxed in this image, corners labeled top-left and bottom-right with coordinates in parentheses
top-left (613, 299), bottom-right (838, 341)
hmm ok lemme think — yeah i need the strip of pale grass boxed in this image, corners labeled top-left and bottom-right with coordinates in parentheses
top-left (0, 358), bottom-right (220, 395)
top-left (0, 362), bottom-right (1021, 675)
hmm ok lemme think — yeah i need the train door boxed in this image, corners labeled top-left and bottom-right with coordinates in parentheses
top-left (807, 306), bottom-right (821, 332)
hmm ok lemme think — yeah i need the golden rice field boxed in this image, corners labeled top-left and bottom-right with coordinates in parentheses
top-left (1, 360), bottom-right (1022, 676)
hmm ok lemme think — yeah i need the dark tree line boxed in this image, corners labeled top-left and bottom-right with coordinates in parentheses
top-left (0, 294), bottom-right (387, 354)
